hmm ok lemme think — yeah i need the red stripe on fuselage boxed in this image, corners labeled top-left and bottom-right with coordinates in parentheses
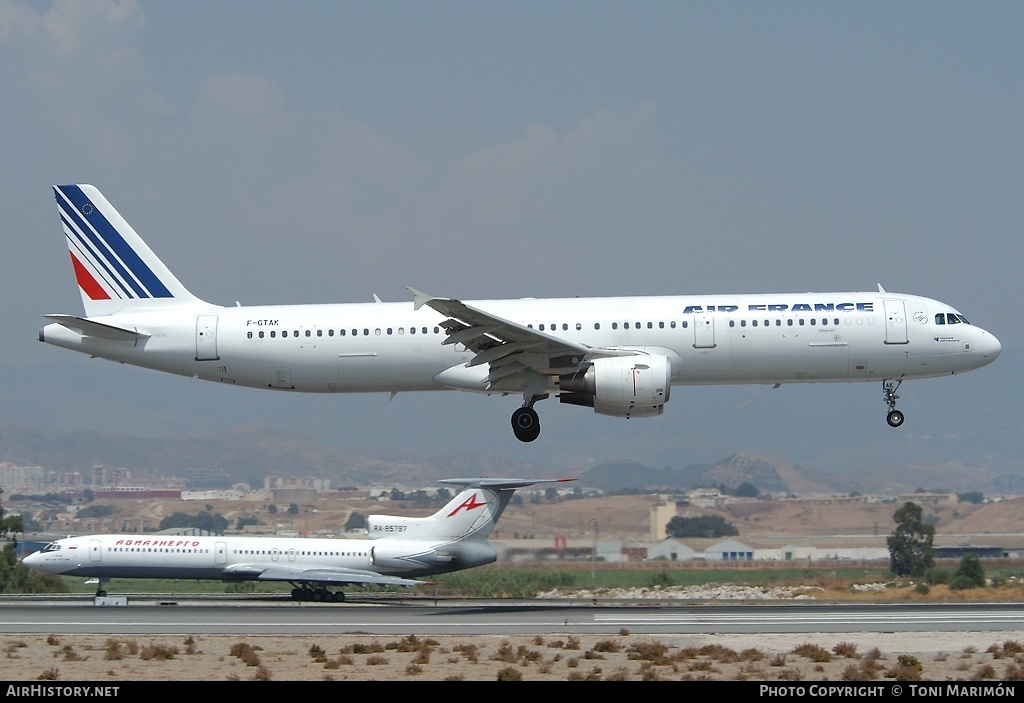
top-left (70, 252), bottom-right (110, 300)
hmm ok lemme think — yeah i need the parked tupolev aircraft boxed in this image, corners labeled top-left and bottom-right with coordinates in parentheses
top-left (23, 477), bottom-right (569, 601)
top-left (40, 185), bottom-right (1001, 442)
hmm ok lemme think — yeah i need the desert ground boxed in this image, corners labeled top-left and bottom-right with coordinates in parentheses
top-left (4, 630), bottom-right (1024, 682)
top-left (12, 487), bottom-right (1024, 682)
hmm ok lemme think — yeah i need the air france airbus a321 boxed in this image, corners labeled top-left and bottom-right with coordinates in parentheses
top-left (40, 184), bottom-right (1001, 442)
top-left (24, 477), bottom-right (568, 601)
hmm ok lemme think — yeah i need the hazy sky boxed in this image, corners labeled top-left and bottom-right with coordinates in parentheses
top-left (1, 1), bottom-right (1020, 480)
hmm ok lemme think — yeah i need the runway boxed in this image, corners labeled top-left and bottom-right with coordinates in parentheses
top-left (2, 595), bottom-right (1023, 637)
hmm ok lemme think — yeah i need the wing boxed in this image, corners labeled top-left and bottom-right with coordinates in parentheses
top-left (409, 289), bottom-right (634, 385)
top-left (227, 565), bottom-right (426, 588)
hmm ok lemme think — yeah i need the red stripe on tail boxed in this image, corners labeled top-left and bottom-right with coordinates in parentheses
top-left (70, 252), bottom-right (110, 300)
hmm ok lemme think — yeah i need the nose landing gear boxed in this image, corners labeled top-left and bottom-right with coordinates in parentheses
top-left (884, 379), bottom-right (905, 427)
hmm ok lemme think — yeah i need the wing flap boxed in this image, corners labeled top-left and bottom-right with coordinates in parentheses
top-left (253, 565), bottom-right (425, 587)
top-left (408, 288), bottom-right (594, 375)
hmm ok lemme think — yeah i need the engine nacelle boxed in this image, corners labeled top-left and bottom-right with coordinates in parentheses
top-left (369, 541), bottom-right (497, 573)
top-left (558, 354), bottom-right (671, 418)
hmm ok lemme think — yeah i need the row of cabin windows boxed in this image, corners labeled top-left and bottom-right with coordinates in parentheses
top-left (107, 545), bottom-right (366, 557)
top-left (248, 326), bottom-right (443, 339)
top-left (730, 317), bottom-right (841, 328)
top-left (233, 549), bottom-right (365, 557)
top-left (245, 316), bottom-right (890, 339)
top-left (530, 321), bottom-right (686, 331)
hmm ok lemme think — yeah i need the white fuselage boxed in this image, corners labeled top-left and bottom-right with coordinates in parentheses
top-left (39, 290), bottom-right (1001, 395)
top-left (23, 532), bottom-right (492, 582)
top-left (22, 479), bottom-right (555, 596)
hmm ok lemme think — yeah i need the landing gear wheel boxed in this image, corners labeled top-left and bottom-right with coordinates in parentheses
top-left (882, 379), bottom-right (904, 429)
top-left (511, 406), bottom-right (541, 443)
top-left (291, 588), bottom-right (303, 600)
top-left (96, 589), bottom-right (107, 598)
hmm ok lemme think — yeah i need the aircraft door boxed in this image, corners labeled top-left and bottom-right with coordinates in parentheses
top-left (215, 542), bottom-right (227, 565)
top-left (271, 548), bottom-right (280, 562)
top-left (692, 313), bottom-right (716, 349)
top-left (196, 315), bottom-right (220, 361)
top-left (883, 300), bottom-right (909, 345)
top-left (89, 539), bottom-right (103, 563)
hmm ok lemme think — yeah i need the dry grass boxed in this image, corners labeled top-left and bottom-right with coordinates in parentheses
top-left (4, 632), bottom-right (1024, 682)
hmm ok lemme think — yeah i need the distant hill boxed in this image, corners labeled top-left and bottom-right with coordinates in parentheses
top-left (579, 450), bottom-right (841, 495)
top-left (0, 421), bottom-right (552, 489)
top-left (0, 421), bottom-right (1016, 496)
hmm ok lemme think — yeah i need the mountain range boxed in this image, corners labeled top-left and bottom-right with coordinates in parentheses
top-left (1, 421), bottom-right (1019, 497)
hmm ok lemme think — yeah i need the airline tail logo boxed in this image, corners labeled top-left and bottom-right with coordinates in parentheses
top-left (54, 185), bottom-right (173, 302)
top-left (447, 492), bottom-right (489, 517)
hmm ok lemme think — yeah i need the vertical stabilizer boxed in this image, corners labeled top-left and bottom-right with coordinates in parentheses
top-left (53, 184), bottom-right (210, 317)
top-left (367, 478), bottom-right (575, 543)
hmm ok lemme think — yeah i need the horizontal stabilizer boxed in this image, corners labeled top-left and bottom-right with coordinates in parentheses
top-left (437, 477), bottom-right (576, 491)
top-left (41, 314), bottom-right (149, 341)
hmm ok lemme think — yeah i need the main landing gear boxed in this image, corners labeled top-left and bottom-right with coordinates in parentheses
top-left (511, 393), bottom-right (548, 443)
top-left (88, 577), bottom-right (110, 597)
top-left (883, 379), bottom-right (905, 428)
top-left (511, 405), bottom-right (541, 442)
top-left (291, 585), bottom-right (345, 602)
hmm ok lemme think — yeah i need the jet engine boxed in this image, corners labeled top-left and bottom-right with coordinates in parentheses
top-left (369, 542), bottom-right (497, 573)
top-left (558, 354), bottom-right (671, 418)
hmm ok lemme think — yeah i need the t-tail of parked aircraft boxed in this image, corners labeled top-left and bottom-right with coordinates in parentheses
top-left (40, 184), bottom-right (1001, 442)
top-left (23, 478), bottom-right (573, 602)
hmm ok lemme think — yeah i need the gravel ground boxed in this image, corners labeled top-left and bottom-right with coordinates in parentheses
top-left (4, 630), bottom-right (1024, 682)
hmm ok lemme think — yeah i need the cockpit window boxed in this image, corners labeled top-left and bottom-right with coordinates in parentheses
top-left (935, 313), bottom-right (971, 326)
top-left (41, 541), bottom-right (62, 553)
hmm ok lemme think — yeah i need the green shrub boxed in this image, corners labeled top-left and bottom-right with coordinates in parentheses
top-left (949, 575), bottom-right (978, 591)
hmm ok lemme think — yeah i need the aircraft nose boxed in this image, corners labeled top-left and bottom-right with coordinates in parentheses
top-left (978, 331), bottom-right (1001, 363)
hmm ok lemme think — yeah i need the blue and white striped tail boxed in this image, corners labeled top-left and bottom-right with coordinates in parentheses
top-left (53, 184), bottom-right (206, 317)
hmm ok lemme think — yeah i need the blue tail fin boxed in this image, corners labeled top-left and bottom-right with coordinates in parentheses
top-left (53, 184), bottom-right (209, 317)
